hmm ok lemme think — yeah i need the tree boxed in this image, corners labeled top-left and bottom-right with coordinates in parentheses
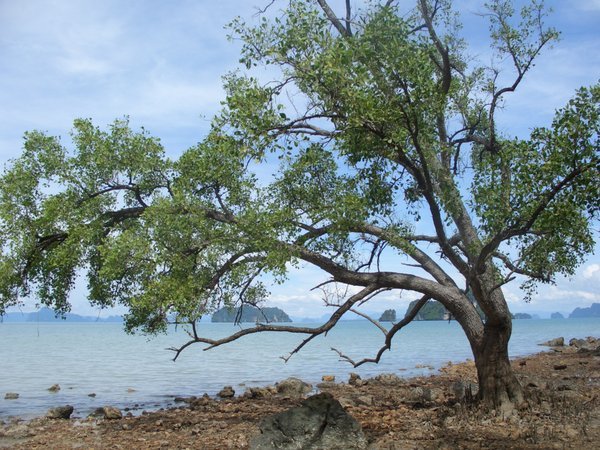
top-left (0, 0), bottom-right (598, 411)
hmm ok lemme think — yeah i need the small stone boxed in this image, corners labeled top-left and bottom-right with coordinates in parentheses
top-left (322, 375), bottom-right (335, 382)
top-left (92, 406), bottom-right (123, 420)
top-left (553, 364), bottom-right (567, 370)
top-left (218, 386), bottom-right (235, 398)
top-left (4, 393), bottom-right (19, 400)
top-left (88, 393), bottom-right (96, 397)
top-left (47, 384), bottom-right (60, 392)
top-left (126, 388), bottom-right (136, 393)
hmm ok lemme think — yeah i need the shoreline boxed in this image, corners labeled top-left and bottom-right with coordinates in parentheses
top-left (0, 337), bottom-right (579, 423)
top-left (2, 341), bottom-right (599, 449)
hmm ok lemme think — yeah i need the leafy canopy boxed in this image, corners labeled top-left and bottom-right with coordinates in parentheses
top-left (0, 1), bottom-right (598, 338)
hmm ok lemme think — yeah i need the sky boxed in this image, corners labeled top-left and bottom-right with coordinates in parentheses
top-left (0, 0), bottom-right (598, 319)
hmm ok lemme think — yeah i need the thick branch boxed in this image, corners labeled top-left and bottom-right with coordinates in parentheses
top-left (316, 0), bottom-right (351, 37)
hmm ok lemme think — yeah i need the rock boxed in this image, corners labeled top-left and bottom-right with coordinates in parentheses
top-left (348, 373), bottom-right (361, 385)
top-left (372, 373), bottom-right (403, 385)
top-left (275, 377), bottom-right (312, 398)
top-left (249, 393), bottom-right (368, 450)
top-left (4, 393), bottom-right (19, 400)
top-left (244, 386), bottom-right (276, 399)
top-left (218, 386), bottom-right (235, 398)
top-left (570, 337), bottom-right (600, 353)
top-left (88, 393), bottom-right (96, 397)
top-left (47, 384), bottom-right (61, 392)
top-left (91, 406), bottom-right (123, 420)
top-left (553, 364), bottom-right (567, 370)
top-left (189, 394), bottom-right (212, 410)
top-left (569, 338), bottom-right (587, 348)
top-left (47, 405), bottom-right (74, 419)
top-left (321, 375), bottom-right (335, 382)
top-left (539, 337), bottom-right (564, 347)
top-left (348, 373), bottom-right (366, 387)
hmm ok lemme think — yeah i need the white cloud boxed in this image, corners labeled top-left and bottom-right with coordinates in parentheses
top-left (583, 264), bottom-right (600, 280)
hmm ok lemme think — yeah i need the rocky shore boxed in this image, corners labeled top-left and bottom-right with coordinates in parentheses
top-left (1, 337), bottom-right (599, 449)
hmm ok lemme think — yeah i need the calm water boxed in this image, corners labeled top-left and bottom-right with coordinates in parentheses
top-left (1, 318), bottom-right (599, 419)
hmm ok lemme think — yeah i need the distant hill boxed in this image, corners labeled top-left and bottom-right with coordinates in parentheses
top-left (211, 305), bottom-right (292, 323)
top-left (569, 303), bottom-right (600, 318)
top-left (378, 309), bottom-right (396, 322)
top-left (512, 313), bottom-right (532, 319)
top-left (550, 312), bottom-right (564, 319)
top-left (1, 307), bottom-right (122, 323)
top-left (405, 300), bottom-right (449, 321)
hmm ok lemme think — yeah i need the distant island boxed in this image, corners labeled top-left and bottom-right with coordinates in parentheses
top-left (551, 312), bottom-right (564, 319)
top-left (1, 307), bottom-right (122, 323)
top-left (512, 313), bottom-right (532, 319)
top-left (569, 303), bottom-right (600, 318)
top-left (403, 299), bottom-right (539, 321)
top-left (378, 309), bottom-right (396, 322)
top-left (405, 300), bottom-right (449, 321)
top-left (211, 305), bottom-right (292, 323)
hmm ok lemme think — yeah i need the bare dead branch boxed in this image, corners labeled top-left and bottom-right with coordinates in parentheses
top-left (349, 308), bottom-right (387, 335)
top-left (332, 295), bottom-right (430, 367)
top-left (169, 284), bottom-right (380, 361)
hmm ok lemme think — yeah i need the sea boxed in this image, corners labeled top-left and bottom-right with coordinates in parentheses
top-left (1, 318), bottom-right (599, 420)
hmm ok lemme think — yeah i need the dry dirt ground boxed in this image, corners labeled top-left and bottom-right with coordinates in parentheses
top-left (1, 345), bottom-right (599, 449)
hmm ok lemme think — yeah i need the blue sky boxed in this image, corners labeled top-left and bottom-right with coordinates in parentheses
top-left (0, 0), bottom-right (598, 319)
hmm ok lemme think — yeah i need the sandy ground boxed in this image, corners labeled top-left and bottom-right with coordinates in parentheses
top-left (1, 343), bottom-right (599, 449)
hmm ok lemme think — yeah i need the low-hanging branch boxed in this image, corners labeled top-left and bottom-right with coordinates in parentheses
top-left (167, 284), bottom-right (381, 361)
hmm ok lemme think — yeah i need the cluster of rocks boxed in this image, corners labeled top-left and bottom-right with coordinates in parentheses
top-left (540, 335), bottom-right (600, 354)
top-left (3, 382), bottom-right (124, 423)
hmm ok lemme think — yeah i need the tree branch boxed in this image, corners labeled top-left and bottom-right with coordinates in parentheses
top-left (332, 295), bottom-right (430, 367)
top-left (316, 0), bottom-right (351, 37)
top-left (168, 284), bottom-right (381, 361)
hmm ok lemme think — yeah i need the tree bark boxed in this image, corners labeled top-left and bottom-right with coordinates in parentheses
top-left (473, 318), bottom-right (524, 413)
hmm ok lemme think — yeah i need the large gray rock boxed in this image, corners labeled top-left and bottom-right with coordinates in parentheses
top-left (47, 405), bottom-right (74, 419)
top-left (539, 337), bottom-right (564, 347)
top-left (4, 393), bottom-right (19, 400)
top-left (275, 377), bottom-right (312, 398)
top-left (250, 393), bottom-right (368, 450)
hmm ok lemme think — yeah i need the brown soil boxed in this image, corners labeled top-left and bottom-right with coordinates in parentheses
top-left (1, 346), bottom-right (599, 449)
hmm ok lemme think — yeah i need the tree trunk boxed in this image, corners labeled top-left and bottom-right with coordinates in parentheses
top-left (473, 319), bottom-right (524, 414)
